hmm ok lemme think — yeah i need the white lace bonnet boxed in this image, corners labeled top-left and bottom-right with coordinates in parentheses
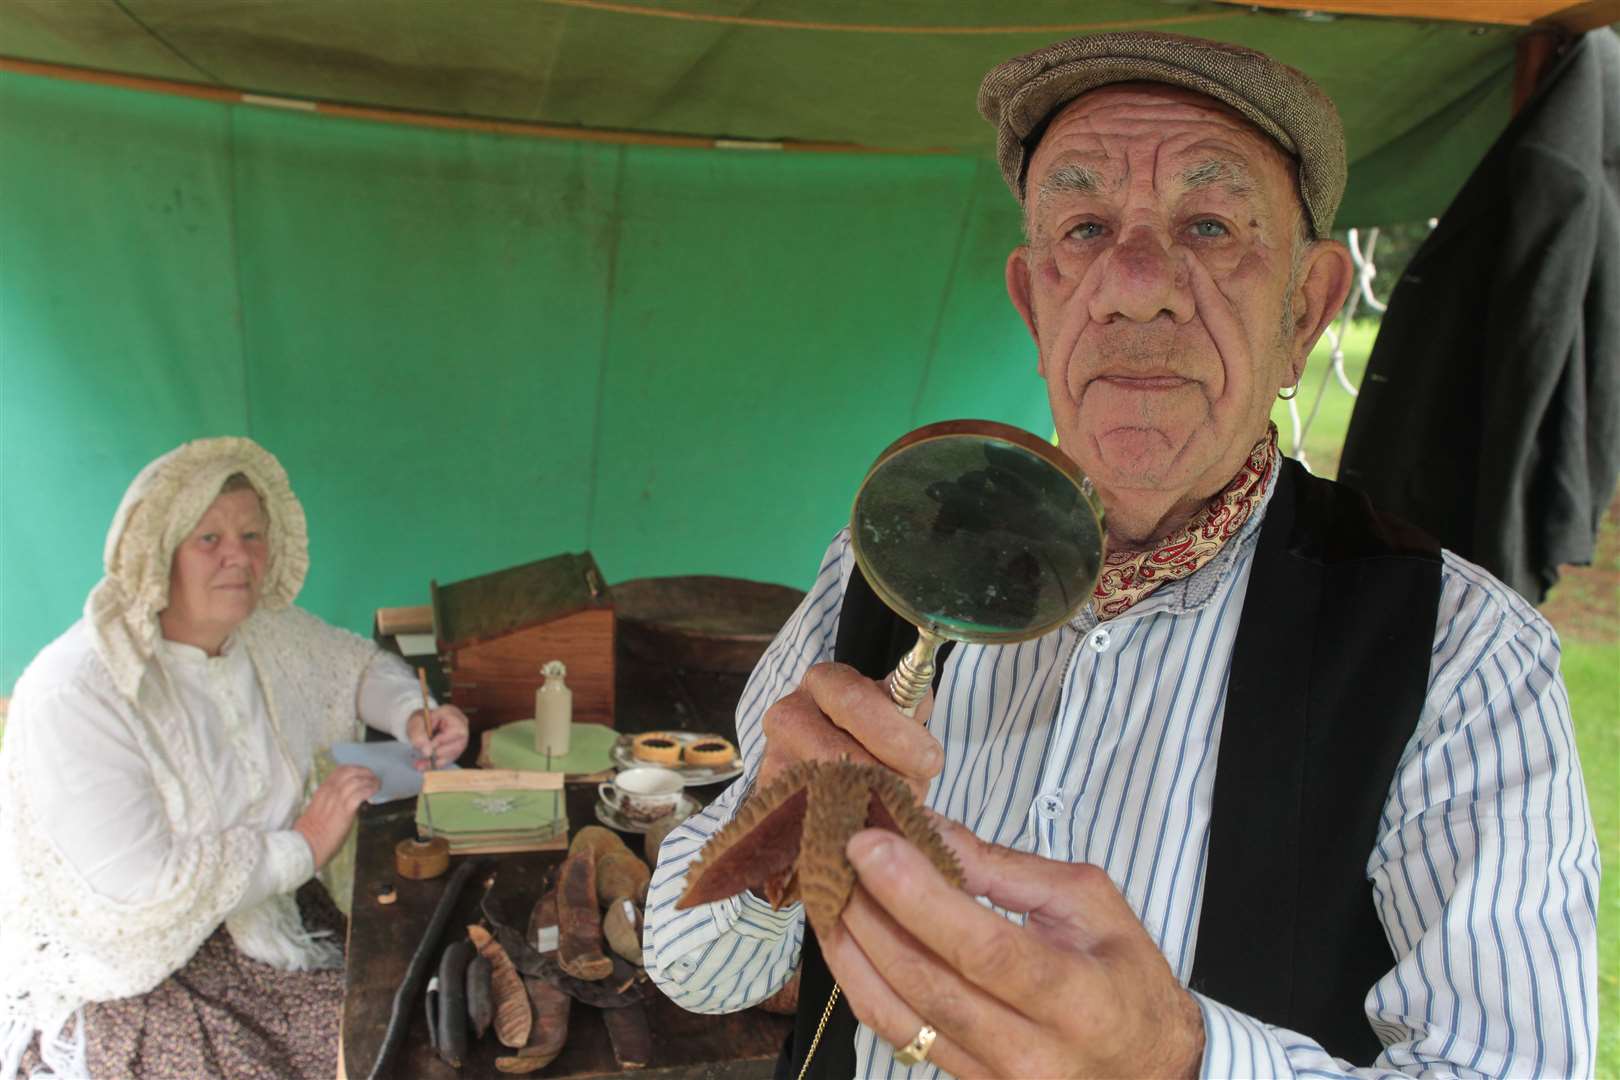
top-left (84, 436), bottom-right (310, 699)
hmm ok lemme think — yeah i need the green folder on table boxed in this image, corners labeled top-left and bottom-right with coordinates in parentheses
top-left (414, 768), bottom-right (568, 854)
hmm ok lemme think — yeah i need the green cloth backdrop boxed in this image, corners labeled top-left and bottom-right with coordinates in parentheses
top-left (0, 69), bottom-right (1049, 691)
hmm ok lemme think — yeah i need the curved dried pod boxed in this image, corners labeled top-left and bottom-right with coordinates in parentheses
top-left (431, 939), bottom-right (473, 1067)
top-left (557, 853), bottom-right (614, 980)
top-left (467, 924), bottom-right (533, 1049)
top-left (494, 975), bottom-right (570, 1073)
top-left (643, 815), bottom-right (680, 865)
top-left (596, 850), bottom-right (651, 907)
top-left (569, 824), bottom-right (631, 863)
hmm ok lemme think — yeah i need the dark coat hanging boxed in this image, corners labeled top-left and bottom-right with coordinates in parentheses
top-left (1339, 29), bottom-right (1620, 603)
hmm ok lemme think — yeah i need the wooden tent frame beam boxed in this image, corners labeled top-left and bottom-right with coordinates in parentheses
top-left (1220, 0), bottom-right (1619, 34)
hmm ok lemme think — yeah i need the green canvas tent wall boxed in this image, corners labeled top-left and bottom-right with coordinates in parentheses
top-left (2, 0), bottom-right (1613, 691)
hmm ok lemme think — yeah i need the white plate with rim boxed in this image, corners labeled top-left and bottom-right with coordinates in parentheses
top-left (610, 731), bottom-right (743, 785)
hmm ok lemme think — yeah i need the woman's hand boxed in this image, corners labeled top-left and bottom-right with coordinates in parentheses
top-left (294, 765), bottom-right (380, 870)
top-left (407, 705), bottom-right (471, 769)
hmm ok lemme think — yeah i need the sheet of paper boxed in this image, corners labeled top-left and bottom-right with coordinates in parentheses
top-left (395, 632), bottom-right (437, 656)
top-left (330, 740), bottom-right (459, 804)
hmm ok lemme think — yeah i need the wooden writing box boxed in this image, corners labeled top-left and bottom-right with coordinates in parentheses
top-left (432, 552), bottom-right (614, 737)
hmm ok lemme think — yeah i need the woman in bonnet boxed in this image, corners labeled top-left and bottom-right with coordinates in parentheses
top-left (0, 437), bottom-right (468, 1078)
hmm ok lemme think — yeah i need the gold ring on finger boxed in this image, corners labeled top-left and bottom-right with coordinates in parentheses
top-left (893, 1024), bottom-right (937, 1067)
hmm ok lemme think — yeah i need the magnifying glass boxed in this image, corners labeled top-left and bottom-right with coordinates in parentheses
top-left (850, 419), bottom-right (1106, 716)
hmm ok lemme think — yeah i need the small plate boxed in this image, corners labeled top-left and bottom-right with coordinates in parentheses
top-left (595, 793), bottom-right (700, 835)
top-left (610, 732), bottom-right (743, 785)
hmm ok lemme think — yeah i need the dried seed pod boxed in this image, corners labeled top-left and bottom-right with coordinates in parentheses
top-left (569, 824), bottom-right (631, 862)
top-left (596, 851), bottom-right (651, 907)
top-left (467, 924), bottom-right (532, 1049)
top-left (433, 939), bottom-right (473, 1067)
top-left (466, 954), bottom-right (493, 1039)
top-left (557, 853), bottom-right (614, 980)
top-left (493, 975), bottom-right (570, 1073)
top-left (603, 898), bottom-right (643, 966)
top-left (643, 815), bottom-right (680, 865)
top-left (602, 1002), bottom-right (653, 1069)
top-left (676, 760), bottom-right (962, 939)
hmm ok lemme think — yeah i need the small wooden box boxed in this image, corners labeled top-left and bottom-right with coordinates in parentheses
top-left (432, 552), bottom-right (614, 737)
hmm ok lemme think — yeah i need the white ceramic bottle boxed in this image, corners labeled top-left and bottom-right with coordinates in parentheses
top-left (534, 660), bottom-right (572, 758)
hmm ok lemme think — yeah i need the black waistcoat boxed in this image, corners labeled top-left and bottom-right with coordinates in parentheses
top-left (782, 460), bottom-right (1442, 1076)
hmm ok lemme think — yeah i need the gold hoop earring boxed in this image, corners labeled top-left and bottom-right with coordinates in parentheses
top-left (1277, 385), bottom-right (1298, 400)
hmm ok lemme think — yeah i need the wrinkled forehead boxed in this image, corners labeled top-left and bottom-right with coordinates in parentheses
top-left (1027, 82), bottom-right (1296, 193)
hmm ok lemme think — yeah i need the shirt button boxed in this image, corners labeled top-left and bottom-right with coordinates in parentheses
top-left (1037, 794), bottom-right (1064, 820)
top-left (1089, 628), bottom-right (1111, 652)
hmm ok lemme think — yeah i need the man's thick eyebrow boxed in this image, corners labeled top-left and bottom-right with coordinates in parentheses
top-left (1179, 158), bottom-right (1257, 195)
top-left (1037, 162), bottom-right (1107, 201)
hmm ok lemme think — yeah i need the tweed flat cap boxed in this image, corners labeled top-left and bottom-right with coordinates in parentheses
top-left (978, 31), bottom-right (1345, 238)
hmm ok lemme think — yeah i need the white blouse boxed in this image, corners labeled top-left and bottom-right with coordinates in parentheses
top-left (22, 634), bottom-right (424, 913)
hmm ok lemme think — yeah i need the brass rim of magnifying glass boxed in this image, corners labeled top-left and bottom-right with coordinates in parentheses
top-left (848, 418), bottom-right (1106, 645)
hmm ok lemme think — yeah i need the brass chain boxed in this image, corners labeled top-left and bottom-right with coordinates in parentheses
top-left (794, 984), bottom-right (842, 1080)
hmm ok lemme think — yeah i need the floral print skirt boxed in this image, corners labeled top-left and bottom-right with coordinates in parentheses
top-left (22, 884), bottom-right (346, 1080)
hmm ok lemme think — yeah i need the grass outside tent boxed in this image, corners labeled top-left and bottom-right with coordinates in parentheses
top-left (0, 320), bottom-right (1614, 1072)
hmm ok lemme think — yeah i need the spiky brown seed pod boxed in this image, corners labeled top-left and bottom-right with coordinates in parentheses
top-left (676, 760), bottom-right (962, 938)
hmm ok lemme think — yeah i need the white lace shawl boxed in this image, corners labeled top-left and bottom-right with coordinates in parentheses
top-left (0, 607), bottom-right (377, 1076)
top-left (0, 437), bottom-right (370, 1078)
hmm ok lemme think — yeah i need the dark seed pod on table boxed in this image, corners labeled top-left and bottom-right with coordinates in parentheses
top-left (557, 853), bottom-right (614, 980)
top-left (433, 938), bottom-right (473, 1067)
top-left (602, 1003), bottom-right (653, 1069)
top-left (465, 953), bottom-right (493, 1039)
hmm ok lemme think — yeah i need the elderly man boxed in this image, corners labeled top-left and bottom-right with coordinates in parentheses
top-left (643, 32), bottom-right (1599, 1079)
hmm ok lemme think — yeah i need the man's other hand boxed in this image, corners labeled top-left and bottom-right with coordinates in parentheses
top-left (821, 816), bottom-right (1206, 1079)
top-left (758, 662), bottom-right (943, 799)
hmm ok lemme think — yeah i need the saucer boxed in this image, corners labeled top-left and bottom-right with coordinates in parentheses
top-left (594, 792), bottom-right (699, 834)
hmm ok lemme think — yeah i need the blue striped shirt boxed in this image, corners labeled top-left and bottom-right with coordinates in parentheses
top-left (644, 470), bottom-right (1600, 1079)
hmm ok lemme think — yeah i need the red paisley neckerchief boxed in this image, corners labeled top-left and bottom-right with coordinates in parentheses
top-left (1092, 424), bottom-right (1278, 620)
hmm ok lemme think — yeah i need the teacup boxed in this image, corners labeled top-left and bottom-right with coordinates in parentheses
top-left (599, 767), bottom-right (684, 824)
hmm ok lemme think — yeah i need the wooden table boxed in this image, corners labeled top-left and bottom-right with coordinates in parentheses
top-left (341, 782), bottom-right (793, 1079)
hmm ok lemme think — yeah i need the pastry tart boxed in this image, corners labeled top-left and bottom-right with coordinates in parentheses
top-left (631, 732), bottom-right (682, 764)
top-left (682, 737), bottom-right (737, 768)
